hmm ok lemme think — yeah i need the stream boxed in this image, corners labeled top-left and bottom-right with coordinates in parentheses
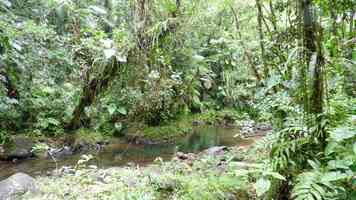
top-left (0, 126), bottom-right (254, 181)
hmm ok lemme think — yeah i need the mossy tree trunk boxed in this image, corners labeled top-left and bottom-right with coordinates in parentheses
top-left (0, 68), bottom-right (18, 100)
top-left (301, 0), bottom-right (327, 153)
top-left (302, 0), bottom-right (324, 115)
top-left (255, 0), bottom-right (268, 78)
top-left (66, 58), bottom-right (121, 131)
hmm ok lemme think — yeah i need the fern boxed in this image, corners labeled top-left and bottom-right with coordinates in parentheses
top-left (291, 161), bottom-right (349, 200)
top-left (269, 126), bottom-right (311, 171)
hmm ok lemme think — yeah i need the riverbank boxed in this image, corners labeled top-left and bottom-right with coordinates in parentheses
top-left (19, 142), bottom-right (261, 200)
top-left (0, 110), bottom-right (271, 187)
top-left (0, 124), bottom-right (263, 181)
top-left (1, 109), bottom-right (265, 162)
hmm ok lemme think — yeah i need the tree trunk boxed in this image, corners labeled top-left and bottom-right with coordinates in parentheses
top-left (256, 0), bottom-right (268, 78)
top-left (172, 0), bottom-right (181, 18)
top-left (0, 66), bottom-right (19, 100)
top-left (66, 58), bottom-right (121, 131)
top-left (301, 0), bottom-right (327, 150)
top-left (347, 10), bottom-right (355, 60)
top-left (302, 0), bottom-right (324, 115)
top-left (104, 0), bottom-right (114, 34)
top-left (136, 0), bottom-right (150, 53)
top-left (230, 6), bottom-right (261, 82)
top-left (268, 0), bottom-right (277, 32)
top-left (328, 0), bottom-right (338, 57)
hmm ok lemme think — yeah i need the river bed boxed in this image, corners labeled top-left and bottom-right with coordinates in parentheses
top-left (0, 126), bottom-right (254, 180)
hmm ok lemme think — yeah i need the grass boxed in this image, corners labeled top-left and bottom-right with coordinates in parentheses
top-left (21, 147), bottom-right (252, 200)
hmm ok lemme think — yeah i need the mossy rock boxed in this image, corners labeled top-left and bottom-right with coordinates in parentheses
top-left (0, 136), bottom-right (34, 160)
top-left (62, 129), bottom-right (110, 153)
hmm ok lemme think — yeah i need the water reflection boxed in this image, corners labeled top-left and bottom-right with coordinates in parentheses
top-left (0, 126), bottom-right (252, 180)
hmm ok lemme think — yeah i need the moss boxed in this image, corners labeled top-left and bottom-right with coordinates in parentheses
top-left (196, 108), bottom-right (243, 125)
top-left (0, 130), bottom-right (11, 145)
top-left (72, 128), bottom-right (107, 145)
top-left (140, 115), bottom-right (194, 142)
top-left (127, 109), bottom-right (243, 143)
top-left (195, 110), bottom-right (219, 124)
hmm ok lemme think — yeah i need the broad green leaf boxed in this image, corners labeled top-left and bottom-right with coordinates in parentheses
top-left (117, 107), bottom-right (127, 115)
top-left (307, 160), bottom-right (320, 169)
top-left (328, 159), bottom-right (353, 170)
top-left (6, 98), bottom-right (18, 105)
top-left (325, 142), bottom-right (338, 156)
top-left (321, 172), bottom-right (348, 182)
top-left (107, 104), bottom-right (117, 115)
top-left (104, 49), bottom-right (116, 59)
top-left (266, 74), bottom-right (281, 90)
top-left (116, 53), bottom-right (127, 62)
top-left (88, 5), bottom-right (107, 15)
top-left (265, 172), bottom-right (286, 181)
top-left (42, 86), bottom-right (55, 94)
top-left (47, 118), bottom-right (60, 126)
top-left (353, 142), bottom-right (356, 156)
top-left (311, 183), bottom-right (326, 196)
top-left (10, 41), bottom-right (22, 51)
top-left (309, 185), bottom-right (322, 200)
top-left (235, 169), bottom-right (249, 177)
top-left (1, 0), bottom-right (11, 7)
top-left (101, 39), bottom-right (113, 48)
top-left (255, 178), bottom-right (271, 197)
top-left (114, 122), bottom-right (122, 131)
top-left (330, 128), bottom-right (356, 142)
top-left (193, 54), bottom-right (205, 62)
top-left (162, 0), bottom-right (176, 13)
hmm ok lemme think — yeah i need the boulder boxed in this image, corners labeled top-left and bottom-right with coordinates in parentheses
top-left (176, 152), bottom-right (189, 160)
top-left (192, 120), bottom-right (204, 126)
top-left (46, 146), bottom-right (73, 159)
top-left (255, 123), bottom-right (272, 131)
top-left (175, 152), bottom-right (195, 161)
top-left (0, 137), bottom-right (34, 161)
top-left (205, 146), bottom-right (228, 156)
top-left (240, 121), bottom-right (272, 137)
top-left (73, 140), bottom-right (95, 153)
top-left (0, 173), bottom-right (38, 200)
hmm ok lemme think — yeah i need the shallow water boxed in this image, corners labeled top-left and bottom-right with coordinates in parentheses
top-left (0, 126), bottom-right (253, 180)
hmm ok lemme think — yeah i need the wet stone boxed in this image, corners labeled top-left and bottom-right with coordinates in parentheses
top-left (0, 136), bottom-right (34, 161)
top-left (0, 173), bottom-right (38, 200)
top-left (204, 146), bottom-right (228, 156)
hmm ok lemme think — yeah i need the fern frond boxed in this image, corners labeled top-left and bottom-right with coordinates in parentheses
top-left (291, 168), bottom-right (349, 200)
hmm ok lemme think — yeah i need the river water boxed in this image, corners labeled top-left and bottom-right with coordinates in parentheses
top-left (0, 126), bottom-right (254, 180)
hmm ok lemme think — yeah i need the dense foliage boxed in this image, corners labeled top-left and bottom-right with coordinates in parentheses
top-left (0, 0), bottom-right (355, 199)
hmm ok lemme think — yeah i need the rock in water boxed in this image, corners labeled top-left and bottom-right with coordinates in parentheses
top-left (255, 123), bottom-right (272, 131)
top-left (176, 152), bottom-right (189, 160)
top-left (205, 146), bottom-right (228, 156)
top-left (0, 173), bottom-right (38, 200)
top-left (0, 136), bottom-right (34, 161)
top-left (46, 146), bottom-right (73, 159)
